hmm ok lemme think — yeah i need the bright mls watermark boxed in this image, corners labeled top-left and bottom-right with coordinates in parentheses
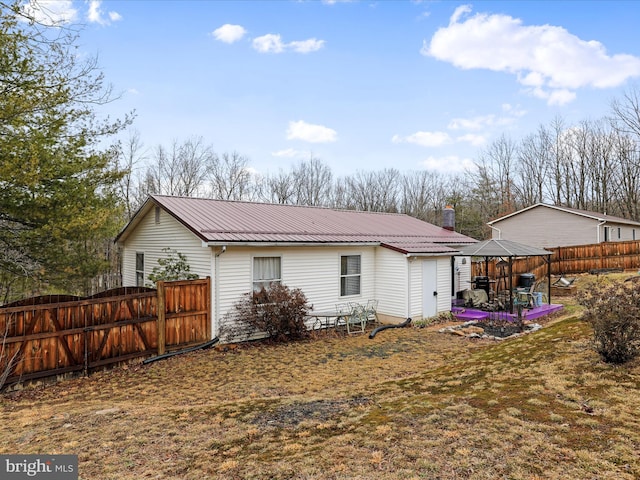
top-left (0, 455), bottom-right (77, 479)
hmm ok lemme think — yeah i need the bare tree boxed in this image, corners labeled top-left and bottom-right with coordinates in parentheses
top-left (143, 137), bottom-right (211, 197)
top-left (544, 116), bottom-right (573, 206)
top-left (613, 133), bottom-right (640, 221)
top-left (114, 129), bottom-right (147, 220)
top-left (516, 127), bottom-right (550, 206)
top-left (483, 134), bottom-right (519, 213)
top-left (0, 315), bottom-right (21, 390)
top-left (178, 137), bottom-right (214, 197)
top-left (343, 169), bottom-right (400, 212)
top-left (291, 157), bottom-right (333, 206)
top-left (400, 170), bottom-right (448, 223)
top-left (207, 151), bottom-right (253, 201)
top-left (259, 169), bottom-right (296, 204)
top-left (611, 84), bottom-right (640, 139)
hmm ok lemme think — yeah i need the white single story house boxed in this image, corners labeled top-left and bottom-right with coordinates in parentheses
top-left (488, 203), bottom-right (640, 249)
top-left (115, 196), bottom-right (477, 339)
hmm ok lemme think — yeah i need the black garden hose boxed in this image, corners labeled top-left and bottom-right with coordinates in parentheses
top-left (369, 318), bottom-right (412, 339)
top-left (143, 337), bottom-right (220, 365)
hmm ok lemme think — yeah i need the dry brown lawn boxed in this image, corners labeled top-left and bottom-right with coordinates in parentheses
top-left (2, 273), bottom-right (640, 479)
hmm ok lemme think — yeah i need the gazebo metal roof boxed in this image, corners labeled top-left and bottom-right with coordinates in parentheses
top-left (456, 239), bottom-right (553, 314)
top-left (457, 239), bottom-right (552, 257)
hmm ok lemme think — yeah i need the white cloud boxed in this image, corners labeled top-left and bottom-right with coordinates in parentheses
top-left (392, 131), bottom-right (452, 147)
top-left (286, 121), bottom-right (337, 143)
top-left (448, 115), bottom-right (495, 131)
top-left (289, 38), bottom-right (325, 54)
top-left (21, 0), bottom-right (77, 25)
top-left (252, 34), bottom-right (325, 54)
top-left (456, 133), bottom-right (486, 146)
top-left (211, 24), bottom-right (247, 44)
top-left (86, 0), bottom-right (121, 26)
top-left (420, 155), bottom-right (476, 174)
top-left (271, 148), bottom-right (309, 159)
top-left (448, 105), bottom-right (526, 131)
top-left (253, 34), bottom-right (285, 53)
top-left (423, 5), bottom-right (640, 105)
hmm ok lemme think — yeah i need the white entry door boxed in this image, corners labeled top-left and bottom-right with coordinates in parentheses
top-left (422, 260), bottom-right (438, 319)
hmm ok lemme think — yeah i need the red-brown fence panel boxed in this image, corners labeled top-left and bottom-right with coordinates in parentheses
top-left (0, 278), bottom-right (210, 388)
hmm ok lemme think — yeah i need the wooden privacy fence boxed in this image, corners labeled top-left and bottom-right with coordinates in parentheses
top-left (471, 240), bottom-right (640, 284)
top-left (0, 277), bottom-right (210, 388)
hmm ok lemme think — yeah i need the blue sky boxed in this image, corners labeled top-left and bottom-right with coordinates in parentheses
top-left (24, 1), bottom-right (640, 177)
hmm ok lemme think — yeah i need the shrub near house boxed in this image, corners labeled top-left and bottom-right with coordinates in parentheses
top-left (222, 284), bottom-right (311, 342)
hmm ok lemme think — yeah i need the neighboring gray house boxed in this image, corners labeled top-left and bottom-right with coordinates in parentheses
top-left (115, 196), bottom-right (477, 338)
top-left (488, 203), bottom-right (640, 249)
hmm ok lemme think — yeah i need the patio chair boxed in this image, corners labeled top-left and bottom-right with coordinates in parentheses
top-left (364, 299), bottom-right (379, 325)
top-left (345, 303), bottom-right (367, 334)
top-left (513, 283), bottom-right (535, 309)
top-left (334, 303), bottom-right (350, 329)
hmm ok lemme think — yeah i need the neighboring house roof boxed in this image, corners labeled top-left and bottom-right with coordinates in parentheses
top-left (488, 203), bottom-right (640, 227)
top-left (116, 195), bottom-right (477, 255)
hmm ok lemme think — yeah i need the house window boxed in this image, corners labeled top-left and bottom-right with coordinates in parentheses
top-left (618, 227), bottom-right (621, 239)
top-left (340, 255), bottom-right (361, 296)
top-left (135, 253), bottom-right (145, 287)
top-left (253, 257), bottom-right (281, 292)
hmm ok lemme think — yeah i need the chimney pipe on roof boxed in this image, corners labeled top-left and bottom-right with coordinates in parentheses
top-left (443, 205), bottom-right (455, 231)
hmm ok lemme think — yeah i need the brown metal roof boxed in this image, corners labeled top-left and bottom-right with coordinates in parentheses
top-left (117, 195), bottom-right (477, 255)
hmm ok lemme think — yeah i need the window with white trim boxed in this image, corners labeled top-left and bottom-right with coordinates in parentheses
top-left (135, 253), bottom-right (145, 287)
top-left (253, 256), bottom-right (281, 292)
top-left (340, 255), bottom-right (361, 296)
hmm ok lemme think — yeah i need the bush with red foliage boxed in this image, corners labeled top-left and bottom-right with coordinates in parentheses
top-left (221, 284), bottom-right (311, 343)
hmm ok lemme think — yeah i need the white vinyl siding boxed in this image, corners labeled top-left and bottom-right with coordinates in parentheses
top-left (409, 259), bottom-right (422, 320)
top-left (121, 208), bottom-right (212, 287)
top-left (453, 256), bottom-right (472, 296)
top-left (409, 256), bottom-right (453, 321)
top-left (374, 247), bottom-right (408, 320)
top-left (217, 246), bottom-right (377, 331)
top-left (492, 205), bottom-right (640, 248)
top-left (436, 257), bottom-right (452, 313)
top-left (121, 206), bottom-right (459, 337)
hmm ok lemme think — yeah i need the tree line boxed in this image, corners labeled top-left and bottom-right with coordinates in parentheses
top-left (117, 102), bottom-right (640, 242)
top-left (3, 0), bottom-right (640, 300)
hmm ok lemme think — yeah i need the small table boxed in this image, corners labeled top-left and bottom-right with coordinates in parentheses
top-left (308, 311), bottom-right (346, 331)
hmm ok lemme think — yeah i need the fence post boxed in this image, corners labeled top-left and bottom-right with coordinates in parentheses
top-left (205, 276), bottom-right (212, 340)
top-left (157, 281), bottom-right (166, 355)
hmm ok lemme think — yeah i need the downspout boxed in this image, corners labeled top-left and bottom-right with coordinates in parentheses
top-left (596, 220), bottom-right (606, 243)
top-left (489, 224), bottom-right (502, 239)
top-left (213, 245), bottom-right (227, 339)
top-left (406, 255), bottom-right (412, 320)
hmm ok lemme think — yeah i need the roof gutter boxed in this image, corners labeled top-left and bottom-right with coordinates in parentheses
top-left (204, 241), bottom-right (380, 248)
top-left (405, 252), bottom-right (457, 258)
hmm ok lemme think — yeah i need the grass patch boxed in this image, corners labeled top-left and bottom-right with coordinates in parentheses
top-left (2, 273), bottom-right (640, 479)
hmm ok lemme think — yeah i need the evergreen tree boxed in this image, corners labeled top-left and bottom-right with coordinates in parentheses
top-left (0, 2), bottom-right (131, 298)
